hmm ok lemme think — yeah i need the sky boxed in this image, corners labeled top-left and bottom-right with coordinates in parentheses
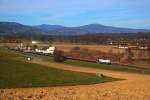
top-left (0, 0), bottom-right (150, 29)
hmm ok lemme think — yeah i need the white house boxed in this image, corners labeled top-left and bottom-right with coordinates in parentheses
top-left (35, 46), bottom-right (55, 54)
top-left (35, 48), bottom-right (43, 53)
top-left (32, 41), bottom-right (38, 44)
top-left (98, 59), bottom-right (111, 64)
top-left (42, 46), bottom-right (55, 54)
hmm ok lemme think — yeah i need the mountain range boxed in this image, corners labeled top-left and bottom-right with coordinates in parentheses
top-left (0, 22), bottom-right (150, 36)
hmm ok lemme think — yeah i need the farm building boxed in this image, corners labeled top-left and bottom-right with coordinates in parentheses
top-left (98, 59), bottom-right (111, 64)
top-left (42, 46), bottom-right (55, 54)
top-left (118, 43), bottom-right (129, 49)
top-left (35, 46), bottom-right (55, 54)
top-left (16, 43), bottom-right (24, 50)
top-left (14, 42), bottom-right (56, 55)
top-left (138, 43), bottom-right (149, 50)
top-left (24, 46), bottom-right (32, 52)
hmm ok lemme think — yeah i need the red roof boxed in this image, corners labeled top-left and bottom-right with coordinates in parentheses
top-left (119, 43), bottom-right (128, 47)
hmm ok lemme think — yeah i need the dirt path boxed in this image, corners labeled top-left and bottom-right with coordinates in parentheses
top-left (31, 60), bottom-right (149, 80)
top-left (1, 60), bottom-right (150, 100)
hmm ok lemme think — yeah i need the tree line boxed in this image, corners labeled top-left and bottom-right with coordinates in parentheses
top-left (1, 32), bottom-right (150, 44)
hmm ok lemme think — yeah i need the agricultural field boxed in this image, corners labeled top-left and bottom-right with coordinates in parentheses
top-left (54, 43), bottom-right (150, 68)
top-left (133, 59), bottom-right (150, 68)
top-left (0, 45), bottom-right (150, 100)
top-left (0, 48), bottom-right (119, 89)
top-left (1, 55), bottom-right (150, 100)
top-left (54, 44), bottom-right (125, 54)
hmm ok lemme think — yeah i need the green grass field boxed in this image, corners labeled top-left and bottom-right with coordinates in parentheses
top-left (63, 59), bottom-right (150, 74)
top-left (0, 48), bottom-right (119, 88)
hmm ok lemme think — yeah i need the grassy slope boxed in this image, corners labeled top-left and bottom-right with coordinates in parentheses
top-left (63, 59), bottom-right (149, 74)
top-left (0, 48), bottom-right (119, 88)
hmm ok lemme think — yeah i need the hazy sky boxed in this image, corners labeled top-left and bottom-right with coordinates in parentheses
top-left (0, 0), bottom-right (150, 29)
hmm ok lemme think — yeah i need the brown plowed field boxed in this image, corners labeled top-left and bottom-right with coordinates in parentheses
top-left (1, 60), bottom-right (150, 100)
top-left (54, 44), bottom-right (125, 54)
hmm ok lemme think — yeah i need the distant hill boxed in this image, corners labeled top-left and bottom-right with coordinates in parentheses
top-left (0, 22), bottom-right (150, 36)
top-left (50, 24), bottom-right (150, 35)
top-left (0, 22), bottom-right (45, 37)
top-left (34, 24), bottom-right (64, 32)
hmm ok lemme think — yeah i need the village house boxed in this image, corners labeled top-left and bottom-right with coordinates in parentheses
top-left (118, 43), bottom-right (129, 49)
top-left (15, 41), bottom-right (56, 55)
top-left (138, 42), bottom-right (149, 50)
top-left (97, 59), bottom-right (111, 64)
top-left (35, 46), bottom-right (55, 54)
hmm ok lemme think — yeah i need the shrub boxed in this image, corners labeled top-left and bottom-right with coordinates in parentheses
top-left (53, 50), bottom-right (66, 62)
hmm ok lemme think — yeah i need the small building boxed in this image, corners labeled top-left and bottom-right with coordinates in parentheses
top-left (98, 59), bottom-right (111, 64)
top-left (24, 46), bottom-right (32, 52)
top-left (42, 46), bottom-right (55, 54)
top-left (35, 46), bottom-right (55, 55)
top-left (138, 43), bottom-right (149, 50)
top-left (32, 41), bottom-right (39, 44)
top-left (35, 48), bottom-right (43, 53)
top-left (118, 43), bottom-right (129, 49)
top-left (16, 43), bottom-right (24, 50)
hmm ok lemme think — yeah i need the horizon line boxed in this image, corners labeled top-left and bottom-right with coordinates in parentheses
top-left (0, 21), bottom-right (150, 30)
